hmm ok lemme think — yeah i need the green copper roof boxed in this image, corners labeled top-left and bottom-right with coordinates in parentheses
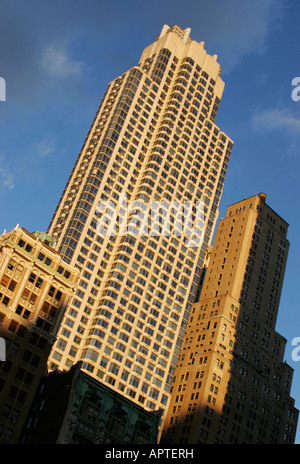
top-left (32, 231), bottom-right (56, 249)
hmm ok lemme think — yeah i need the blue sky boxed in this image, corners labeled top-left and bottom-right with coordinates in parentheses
top-left (1, 0), bottom-right (300, 442)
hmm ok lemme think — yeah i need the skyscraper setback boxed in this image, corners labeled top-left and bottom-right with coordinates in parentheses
top-left (46, 25), bottom-right (233, 417)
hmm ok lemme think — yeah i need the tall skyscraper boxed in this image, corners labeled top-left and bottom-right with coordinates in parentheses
top-left (0, 227), bottom-right (77, 443)
top-left (46, 25), bottom-right (233, 418)
top-left (161, 193), bottom-right (298, 444)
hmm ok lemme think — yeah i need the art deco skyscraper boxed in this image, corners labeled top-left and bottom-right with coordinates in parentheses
top-left (161, 193), bottom-right (298, 444)
top-left (47, 25), bottom-right (233, 416)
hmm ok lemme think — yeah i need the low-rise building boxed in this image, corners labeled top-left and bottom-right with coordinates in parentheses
top-left (20, 361), bottom-right (161, 444)
top-left (0, 227), bottom-right (78, 443)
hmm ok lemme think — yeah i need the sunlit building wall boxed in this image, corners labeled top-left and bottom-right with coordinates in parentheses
top-left (46, 25), bottom-right (233, 419)
top-left (0, 227), bottom-right (78, 443)
top-left (161, 194), bottom-right (298, 444)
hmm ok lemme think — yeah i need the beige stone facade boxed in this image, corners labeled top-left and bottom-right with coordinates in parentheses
top-left (46, 24), bottom-right (233, 421)
top-left (161, 194), bottom-right (298, 444)
top-left (0, 227), bottom-right (78, 443)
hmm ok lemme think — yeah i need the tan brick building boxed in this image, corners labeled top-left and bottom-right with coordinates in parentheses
top-left (161, 193), bottom-right (298, 444)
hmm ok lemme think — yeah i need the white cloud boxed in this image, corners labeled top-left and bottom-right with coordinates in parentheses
top-left (42, 42), bottom-right (83, 78)
top-left (0, 156), bottom-right (14, 190)
top-left (251, 107), bottom-right (300, 137)
top-left (34, 138), bottom-right (55, 158)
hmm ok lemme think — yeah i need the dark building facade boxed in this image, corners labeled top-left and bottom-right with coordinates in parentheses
top-left (20, 362), bottom-right (161, 444)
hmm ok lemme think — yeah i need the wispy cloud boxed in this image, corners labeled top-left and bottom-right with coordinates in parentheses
top-left (42, 42), bottom-right (84, 78)
top-left (0, 156), bottom-right (14, 190)
top-left (251, 107), bottom-right (300, 137)
top-left (34, 138), bottom-right (55, 159)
